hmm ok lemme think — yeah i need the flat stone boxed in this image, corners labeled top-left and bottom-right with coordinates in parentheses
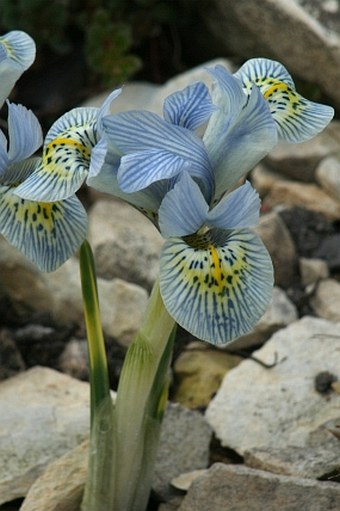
top-left (316, 153), bottom-right (340, 201)
top-left (0, 367), bottom-right (91, 505)
top-left (254, 212), bottom-right (298, 288)
top-left (173, 347), bottom-right (242, 409)
top-left (299, 257), bottom-right (329, 287)
top-left (244, 442), bottom-right (340, 480)
top-left (153, 403), bottom-right (212, 500)
top-left (178, 464), bottom-right (340, 511)
top-left (265, 126), bottom-right (340, 182)
top-left (310, 278), bottom-right (340, 321)
top-left (88, 199), bottom-right (163, 291)
top-left (313, 233), bottom-right (340, 271)
top-left (19, 441), bottom-right (88, 511)
top-left (263, 181), bottom-right (340, 220)
top-left (206, 317), bottom-right (340, 455)
top-left (43, 257), bottom-right (148, 346)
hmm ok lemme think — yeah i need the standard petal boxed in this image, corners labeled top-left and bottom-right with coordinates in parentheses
top-left (160, 228), bottom-right (273, 345)
top-left (163, 81), bottom-right (215, 131)
top-left (102, 110), bottom-right (212, 190)
top-left (207, 181), bottom-right (260, 229)
top-left (235, 58), bottom-right (334, 142)
top-left (117, 149), bottom-right (190, 193)
top-left (203, 65), bottom-right (277, 196)
top-left (97, 88), bottom-right (122, 134)
top-left (0, 187), bottom-right (88, 272)
top-left (7, 101), bottom-right (43, 162)
top-left (15, 107), bottom-right (98, 201)
top-left (0, 31), bottom-right (36, 108)
top-left (158, 172), bottom-right (208, 237)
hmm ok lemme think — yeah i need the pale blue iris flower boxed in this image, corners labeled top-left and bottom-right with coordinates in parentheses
top-left (86, 61), bottom-right (333, 344)
top-left (0, 31), bottom-right (91, 272)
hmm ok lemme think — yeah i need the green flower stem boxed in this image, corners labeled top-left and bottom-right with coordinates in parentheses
top-left (79, 240), bottom-right (114, 511)
top-left (113, 280), bottom-right (176, 511)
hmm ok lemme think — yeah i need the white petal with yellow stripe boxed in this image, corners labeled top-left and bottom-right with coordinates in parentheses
top-left (159, 228), bottom-right (273, 345)
top-left (0, 160), bottom-right (87, 272)
top-left (234, 58), bottom-right (334, 143)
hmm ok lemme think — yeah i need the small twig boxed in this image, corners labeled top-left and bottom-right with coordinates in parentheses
top-left (225, 349), bottom-right (285, 369)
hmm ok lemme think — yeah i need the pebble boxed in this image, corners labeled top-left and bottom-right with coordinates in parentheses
top-left (310, 278), bottom-right (340, 321)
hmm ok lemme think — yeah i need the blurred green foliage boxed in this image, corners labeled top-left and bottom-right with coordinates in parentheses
top-left (0, 0), bottom-right (196, 87)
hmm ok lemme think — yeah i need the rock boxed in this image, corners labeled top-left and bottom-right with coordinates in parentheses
top-left (153, 403), bottom-right (212, 500)
top-left (265, 126), bottom-right (340, 183)
top-left (0, 236), bottom-right (52, 321)
top-left (254, 212), bottom-right (298, 288)
top-left (244, 441), bottom-right (340, 480)
top-left (171, 469), bottom-right (207, 492)
top-left (205, 317), bottom-right (340, 456)
top-left (316, 153), bottom-right (340, 201)
top-left (43, 257), bottom-right (148, 346)
top-left (202, 0), bottom-right (340, 110)
top-left (96, 277), bottom-right (148, 347)
top-left (57, 338), bottom-right (89, 381)
top-left (250, 164), bottom-right (288, 198)
top-left (299, 257), bottom-right (329, 287)
top-left (158, 497), bottom-right (183, 511)
top-left (313, 233), bottom-right (340, 271)
top-left (263, 181), bottom-right (340, 220)
top-left (178, 463), bottom-right (340, 511)
top-left (229, 286), bottom-right (298, 350)
top-left (310, 278), bottom-right (340, 321)
top-left (279, 207), bottom-right (334, 258)
top-left (0, 367), bottom-right (91, 505)
top-left (173, 347), bottom-right (242, 409)
top-left (19, 441), bottom-right (88, 511)
top-left (0, 329), bottom-right (26, 381)
top-left (88, 199), bottom-right (163, 291)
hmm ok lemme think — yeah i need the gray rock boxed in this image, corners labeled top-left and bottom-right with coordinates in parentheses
top-left (206, 317), bottom-right (340, 456)
top-left (313, 233), bottom-right (340, 271)
top-left (229, 286), bottom-right (298, 350)
top-left (153, 403), bottom-right (212, 500)
top-left (263, 180), bottom-right (340, 220)
top-left (0, 367), bottom-right (91, 505)
top-left (58, 338), bottom-right (89, 381)
top-left (254, 212), bottom-right (298, 288)
top-left (265, 125), bottom-right (340, 183)
top-left (44, 257), bottom-right (148, 346)
top-left (244, 441), bottom-right (340, 480)
top-left (178, 463), bottom-right (340, 511)
top-left (310, 278), bottom-right (340, 321)
top-left (88, 199), bottom-right (163, 291)
top-left (0, 236), bottom-right (52, 320)
top-left (316, 153), bottom-right (340, 201)
top-left (19, 441), bottom-right (88, 511)
top-left (299, 257), bottom-right (329, 287)
top-left (202, 0), bottom-right (340, 110)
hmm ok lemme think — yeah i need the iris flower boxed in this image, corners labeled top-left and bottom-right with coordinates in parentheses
top-left (14, 55), bottom-right (333, 344)
top-left (0, 30), bottom-right (97, 272)
top-left (87, 59), bottom-right (333, 345)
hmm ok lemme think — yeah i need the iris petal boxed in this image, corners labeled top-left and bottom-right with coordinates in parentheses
top-left (0, 185), bottom-right (88, 272)
top-left (7, 102), bottom-right (43, 162)
top-left (15, 107), bottom-right (99, 201)
top-left (163, 81), bottom-right (215, 131)
top-left (203, 65), bottom-right (277, 196)
top-left (102, 110), bottom-right (212, 194)
top-left (160, 228), bottom-right (273, 345)
top-left (158, 172), bottom-right (208, 237)
top-left (117, 149), bottom-right (190, 193)
top-left (235, 58), bottom-right (334, 142)
top-left (0, 31), bottom-right (36, 108)
top-left (207, 181), bottom-right (260, 229)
